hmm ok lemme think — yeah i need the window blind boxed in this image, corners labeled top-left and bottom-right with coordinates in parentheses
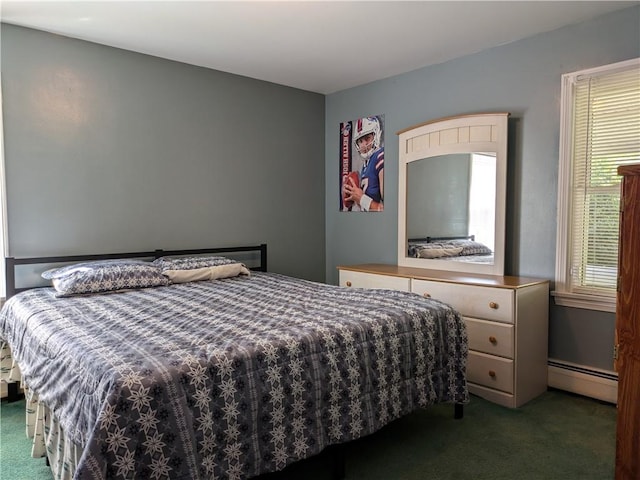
top-left (570, 64), bottom-right (640, 296)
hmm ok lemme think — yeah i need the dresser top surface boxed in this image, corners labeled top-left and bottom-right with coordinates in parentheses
top-left (337, 263), bottom-right (549, 289)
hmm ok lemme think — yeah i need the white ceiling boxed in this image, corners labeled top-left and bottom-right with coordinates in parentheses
top-left (1, 1), bottom-right (637, 94)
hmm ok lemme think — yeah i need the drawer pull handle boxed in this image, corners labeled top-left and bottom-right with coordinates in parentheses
top-left (489, 302), bottom-right (499, 309)
top-left (489, 336), bottom-right (497, 344)
top-left (423, 293), bottom-right (431, 298)
top-left (488, 370), bottom-right (496, 378)
top-left (346, 281), bottom-right (352, 287)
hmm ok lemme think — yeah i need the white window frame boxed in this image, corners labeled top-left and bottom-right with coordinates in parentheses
top-left (554, 58), bottom-right (640, 312)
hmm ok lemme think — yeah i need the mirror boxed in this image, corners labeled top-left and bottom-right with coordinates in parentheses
top-left (397, 113), bottom-right (508, 275)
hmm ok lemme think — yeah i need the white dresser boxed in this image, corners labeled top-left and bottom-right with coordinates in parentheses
top-left (338, 264), bottom-right (549, 408)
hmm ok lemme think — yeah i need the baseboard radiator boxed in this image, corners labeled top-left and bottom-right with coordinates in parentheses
top-left (547, 359), bottom-right (618, 404)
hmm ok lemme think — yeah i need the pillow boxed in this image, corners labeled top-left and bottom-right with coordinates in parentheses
top-left (417, 245), bottom-right (464, 259)
top-left (42, 259), bottom-right (169, 297)
top-left (153, 255), bottom-right (238, 272)
top-left (409, 242), bottom-right (450, 258)
top-left (447, 240), bottom-right (493, 256)
top-left (163, 263), bottom-right (251, 284)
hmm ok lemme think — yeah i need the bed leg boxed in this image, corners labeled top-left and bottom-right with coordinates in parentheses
top-left (454, 403), bottom-right (464, 419)
top-left (7, 382), bottom-right (22, 403)
top-left (329, 445), bottom-right (346, 480)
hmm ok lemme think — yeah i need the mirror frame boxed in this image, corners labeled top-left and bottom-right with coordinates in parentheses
top-left (397, 112), bottom-right (509, 275)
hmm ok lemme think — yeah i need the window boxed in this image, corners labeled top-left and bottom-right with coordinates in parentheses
top-left (468, 153), bottom-right (496, 251)
top-left (554, 58), bottom-right (640, 312)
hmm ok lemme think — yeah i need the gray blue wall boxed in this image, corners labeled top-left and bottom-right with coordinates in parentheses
top-left (406, 153), bottom-right (471, 240)
top-left (2, 7), bottom-right (638, 375)
top-left (1, 24), bottom-right (326, 281)
top-left (324, 6), bottom-right (640, 372)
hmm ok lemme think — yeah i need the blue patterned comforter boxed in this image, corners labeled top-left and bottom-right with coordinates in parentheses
top-left (0, 272), bottom-right (468, 479)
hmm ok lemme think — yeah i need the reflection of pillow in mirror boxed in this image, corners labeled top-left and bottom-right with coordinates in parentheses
top-left (415, 242), bottom-right (448, 249)
top-left (447, 240), bottom-right (492, 256)
top-left (417, 246), bottom-right (464, 259)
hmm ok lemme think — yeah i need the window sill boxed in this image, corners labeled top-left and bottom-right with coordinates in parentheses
top-left (551, 291), bottom-right (615, 313)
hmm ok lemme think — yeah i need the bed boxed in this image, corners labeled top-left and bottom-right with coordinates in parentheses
top-left (0, 244), bottom-right (468, 480)
top-left (407, 235), bottom-right (494, 264)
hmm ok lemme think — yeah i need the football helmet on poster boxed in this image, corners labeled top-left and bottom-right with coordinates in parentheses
top-left (353, 116), bottom-right (382, 160)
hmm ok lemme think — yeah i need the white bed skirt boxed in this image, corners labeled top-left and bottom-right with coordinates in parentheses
top-left (1, 342), bottom-right (81, 480)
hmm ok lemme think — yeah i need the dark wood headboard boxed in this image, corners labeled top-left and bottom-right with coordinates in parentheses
top-left (5, 244), bottom-right (267, 298)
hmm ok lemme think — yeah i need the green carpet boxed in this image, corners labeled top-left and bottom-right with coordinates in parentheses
top-left (0, 398), bottom-right (52, 480)
top-left (0, 389), bottom-right (616, 480)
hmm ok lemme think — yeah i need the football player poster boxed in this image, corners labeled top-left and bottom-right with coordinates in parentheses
top-left (340, 114), bottom-right (384, 212)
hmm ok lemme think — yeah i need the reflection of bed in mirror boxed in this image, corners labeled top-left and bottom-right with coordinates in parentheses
top-left (407, 235), bottom-right (494, 263)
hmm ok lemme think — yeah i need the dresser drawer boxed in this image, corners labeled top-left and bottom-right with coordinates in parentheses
top-left (467, 351), bottom-right (514, 393)
top-left (465, 318), bottom-right (514, 358)
top-left (411, 279), bottom-right (514, 323)
top-left (339, 270), bottom-right (411, 291)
